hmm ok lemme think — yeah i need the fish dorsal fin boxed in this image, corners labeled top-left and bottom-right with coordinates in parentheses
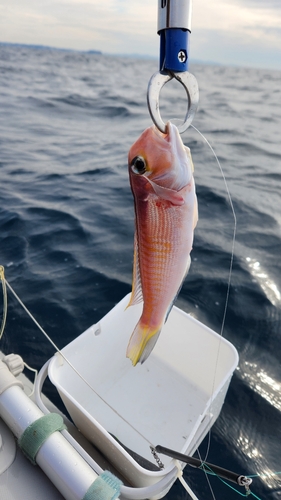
top-left (146, 178), bottom-right (185, 206)
top-left (127, 233), bottom-right (143, 308)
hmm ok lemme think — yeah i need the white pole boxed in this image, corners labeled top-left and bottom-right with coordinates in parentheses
top-left (0, 361), bottom-right (114, 500)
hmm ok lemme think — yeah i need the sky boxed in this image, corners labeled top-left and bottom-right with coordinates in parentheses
top-left (1, 0), bottom-right (281, 70)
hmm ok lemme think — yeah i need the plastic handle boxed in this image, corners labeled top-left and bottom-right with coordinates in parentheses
top-left (159, 29), bottom-right (190, 72)
top-left (158, 0), bottom-right (192, 72)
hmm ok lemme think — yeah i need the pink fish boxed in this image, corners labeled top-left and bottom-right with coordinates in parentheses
top-left (126, 122), bottom-right (198, 366)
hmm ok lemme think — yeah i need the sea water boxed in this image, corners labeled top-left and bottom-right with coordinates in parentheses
top-left (0, 44), bottom-right (281, 499)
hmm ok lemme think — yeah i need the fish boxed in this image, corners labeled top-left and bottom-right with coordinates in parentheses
top-left (126, 122), bottom-right (198, 366)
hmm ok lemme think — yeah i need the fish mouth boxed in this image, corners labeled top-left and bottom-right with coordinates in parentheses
top-left (153, 121), bottom-right (179, 141)
top-left (152, 121), bottom-right (185, 159)
top-left (151, 122), bottom-right (191, 191)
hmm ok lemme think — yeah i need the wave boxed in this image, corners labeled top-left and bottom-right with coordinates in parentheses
top-left (1, 44), bottom-right (281, 500)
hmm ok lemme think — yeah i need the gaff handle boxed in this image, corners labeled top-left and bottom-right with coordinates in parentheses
top-left (158, 0), bottom-right (192, 72)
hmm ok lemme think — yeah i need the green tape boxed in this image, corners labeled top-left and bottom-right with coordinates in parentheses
top-left (83, 471), bottom-right (123, 500)
top-left (18, 413), bottom-right (66, 465)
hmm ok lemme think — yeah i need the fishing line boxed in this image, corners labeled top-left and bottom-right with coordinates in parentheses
top-left (0, 266), bottom-right (7, 341)
top-left (196, 462), bottom-right (261, 499)
top-left (189, 124), bottom-right (237, 468)
top-left (191, 123), bottom-right (237, 338)
top-left (3, 277), bottom-right (156, 450)
top-left (196, 447), bottom-right (217, 500)
top-left (249, 471), bottom-right (281, 479)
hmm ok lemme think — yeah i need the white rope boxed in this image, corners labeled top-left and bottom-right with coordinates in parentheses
top-left (175, 461), bottom-right (200, 500)
top-left (23, 361), bottom-right (38, 397)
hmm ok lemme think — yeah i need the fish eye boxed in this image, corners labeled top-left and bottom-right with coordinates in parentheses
top-left (131, 156), bottom-right (147, 175)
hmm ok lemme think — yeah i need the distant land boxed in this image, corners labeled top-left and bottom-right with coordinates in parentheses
top-left (0, 41), bottom-right (220, 67)
top-left (0, 41), bottom-right (102, 55)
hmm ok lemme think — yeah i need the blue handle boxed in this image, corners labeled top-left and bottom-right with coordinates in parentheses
top-left (159, 28), bottom-right (190, 72)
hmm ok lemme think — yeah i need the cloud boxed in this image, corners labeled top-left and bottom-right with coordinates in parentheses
top-left (191, 0), bottom-right (281, 68)
top-left (0, 0), bottom-right (281, 69)
top-left (231, 0), bottom-right (281, 8)
top-left (193, 0), bottom-right (281, 33)
top-left (0, 0), bottom-right (158, 53)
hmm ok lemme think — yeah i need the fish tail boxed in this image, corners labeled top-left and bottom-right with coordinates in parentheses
top-left (126, 322), bottom-right (162, 366)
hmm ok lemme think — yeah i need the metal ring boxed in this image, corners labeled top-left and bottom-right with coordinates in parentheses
top-left (147, 70), bottom-right (199, 134)
top-left (237, 476), bottom-right (253, 487)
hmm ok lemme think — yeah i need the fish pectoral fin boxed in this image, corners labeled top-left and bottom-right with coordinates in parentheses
top-left (126, 323), bottom-right (162, 366)
top-left (146, 178), bottom-right (185, 206)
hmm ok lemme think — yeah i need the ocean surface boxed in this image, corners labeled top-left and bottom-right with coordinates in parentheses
top-left (1, 44), bottom-right (281, 499)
